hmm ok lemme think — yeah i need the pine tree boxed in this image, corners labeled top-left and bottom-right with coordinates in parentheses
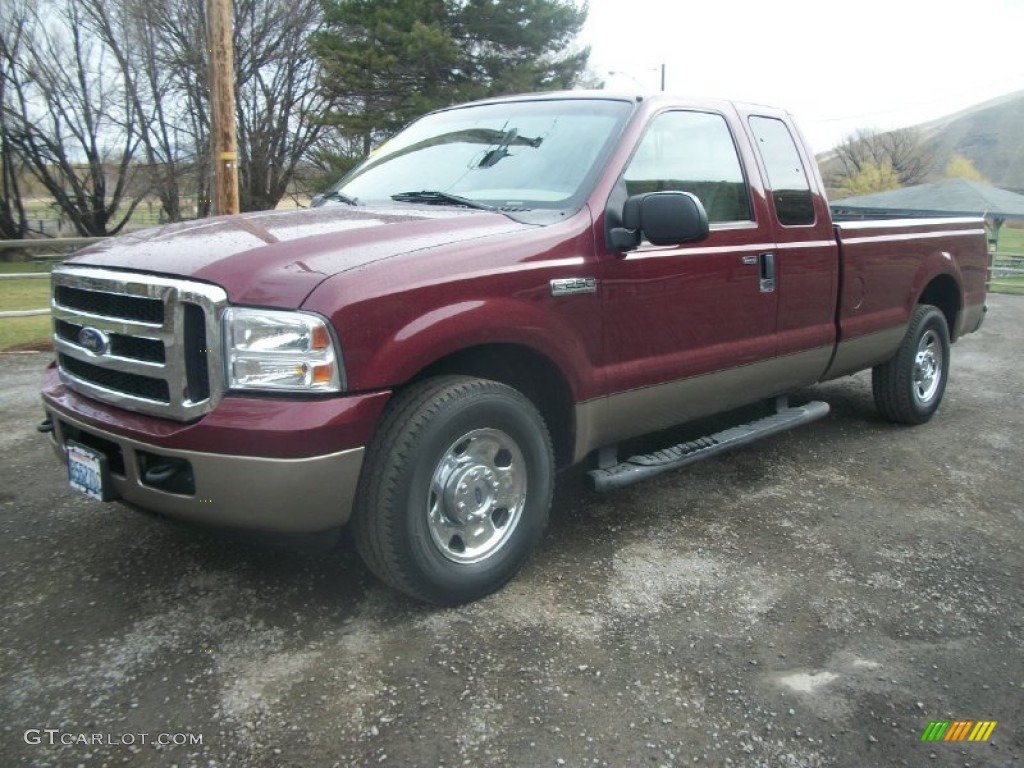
top-left (312, 0), bottom-right (589, 159)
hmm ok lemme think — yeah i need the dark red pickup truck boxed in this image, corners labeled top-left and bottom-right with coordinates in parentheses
top-left (41, 92), bottom-right (988, 603)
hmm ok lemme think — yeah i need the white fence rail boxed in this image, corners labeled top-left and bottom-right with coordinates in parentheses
top-left (0, 237), bottom-right (107, 252)
top-left (3, 241), bottom-right (1022, 323)
top-left (1, 238), bottom-right (108, 320)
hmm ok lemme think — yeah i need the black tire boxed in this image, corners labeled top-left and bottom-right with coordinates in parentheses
top-left (872, 304), bottom-right (951, 425)
top-left (352, 375), bottom-right (554, 604)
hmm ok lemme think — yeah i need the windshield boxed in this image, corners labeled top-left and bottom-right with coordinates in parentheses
top-left (328, 98), bottom-right (633, 219)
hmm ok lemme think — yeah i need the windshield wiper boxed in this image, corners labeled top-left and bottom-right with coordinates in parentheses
top-left (477, 128), bottom-right (519, 169)
top-left (390, 190), bottom-right (496, 212)
top-left (315, 190), bottom-right (360, 207)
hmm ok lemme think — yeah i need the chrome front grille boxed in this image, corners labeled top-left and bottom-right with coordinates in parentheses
top-left (51, 266), bottom-right (228, 421)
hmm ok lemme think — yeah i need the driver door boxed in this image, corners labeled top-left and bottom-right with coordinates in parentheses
top-left (596, 109), bottom-right (780, 442)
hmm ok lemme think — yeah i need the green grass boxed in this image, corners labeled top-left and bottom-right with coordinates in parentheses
top-left (0, 261), bottom-right (56, 273)
top-left (19, 196), bottom-right (190, 236)
top-left (0, 277), bottom-right (51, 312)
top-left (21, 198), bottom-right (168, 232)
top-left (0, 315), bottom-right (52, 351)
top-left (995, 226), bottom-right (1024, 255)
top-left (0, 262), bottom-right (52, 350)
top-left (989, 275), bottom-right (1024, 295)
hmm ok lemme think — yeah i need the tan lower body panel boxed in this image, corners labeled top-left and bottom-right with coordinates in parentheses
top-left (960, 301), bottom-right (985, 337)
top-left (573, 346), bottom-right (834, 462)
top-left (48, 409), bottom-right (364, 532)
top-left (821, 325), bottom-right (908, 381)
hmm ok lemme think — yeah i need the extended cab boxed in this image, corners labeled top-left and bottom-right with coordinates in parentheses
top-left (41, 93), bottom-right (988, 603)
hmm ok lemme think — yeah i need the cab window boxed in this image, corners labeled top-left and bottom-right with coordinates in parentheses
top-left (623, 111), bottom-right (753, 225)
top-left (748, 116), bottom-right (816, 226)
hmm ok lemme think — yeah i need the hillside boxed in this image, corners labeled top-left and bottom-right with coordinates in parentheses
top-left (818, 90), bottom-right (1024, 194)
top-left (919, 90), bottom-right (1024, 193)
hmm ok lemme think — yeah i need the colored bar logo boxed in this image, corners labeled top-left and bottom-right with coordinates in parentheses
top-left (921, 721), bottom-right (997, 742)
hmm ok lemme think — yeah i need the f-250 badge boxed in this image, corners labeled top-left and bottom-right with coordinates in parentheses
top-left (550, 277), bottom-right (597, 296)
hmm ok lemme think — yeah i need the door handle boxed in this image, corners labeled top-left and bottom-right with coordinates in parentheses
top-left (759, 252), bottom-right (776, 293)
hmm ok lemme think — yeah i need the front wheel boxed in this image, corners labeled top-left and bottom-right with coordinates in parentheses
top-left (872, 304), bottom-right (951, 425)
top-left (352, 376), bottom-right (554, 604)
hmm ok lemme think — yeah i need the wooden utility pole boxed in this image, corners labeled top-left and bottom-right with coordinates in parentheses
top-left (206, 0), bottom-right (239, 215)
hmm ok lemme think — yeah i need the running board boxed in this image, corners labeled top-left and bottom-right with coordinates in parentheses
top-left (587, 400), bottom-right (830, 492)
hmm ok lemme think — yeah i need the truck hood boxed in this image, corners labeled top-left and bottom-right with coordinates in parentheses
top-left (68, 205), bottom-right (529, 307)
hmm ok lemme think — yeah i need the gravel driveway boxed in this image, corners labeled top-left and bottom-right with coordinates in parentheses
top-left (1, 296), bottom-right (1022, 768)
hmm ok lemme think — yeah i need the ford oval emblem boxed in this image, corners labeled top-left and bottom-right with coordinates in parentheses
top-left (78, 327), bottom-right (110, 356)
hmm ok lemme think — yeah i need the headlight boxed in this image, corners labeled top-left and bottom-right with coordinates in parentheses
top-left (223, 308), bottom-right (343, 392)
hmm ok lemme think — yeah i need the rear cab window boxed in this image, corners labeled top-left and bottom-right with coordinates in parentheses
top-left (747, 116), bottom-right (815, 226)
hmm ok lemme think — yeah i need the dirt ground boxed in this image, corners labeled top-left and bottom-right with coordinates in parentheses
top-left (1, 297), bottom-right (1021, 768)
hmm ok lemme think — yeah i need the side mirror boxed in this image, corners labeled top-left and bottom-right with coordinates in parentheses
top-left (608, 191), bottom-right (710, 251)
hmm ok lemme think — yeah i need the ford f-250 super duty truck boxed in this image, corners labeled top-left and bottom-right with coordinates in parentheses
top-left (40, 92), bottom-right (988, 604)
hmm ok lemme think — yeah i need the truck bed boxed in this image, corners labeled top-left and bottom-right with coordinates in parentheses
top-left (824, 216), bottom-right (988, 380)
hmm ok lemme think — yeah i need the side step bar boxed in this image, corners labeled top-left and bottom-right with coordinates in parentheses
top-left (587, 399), bottom-right (830, 492)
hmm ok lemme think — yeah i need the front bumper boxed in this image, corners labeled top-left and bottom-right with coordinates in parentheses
top-left (42, 367), bottom-right (391, 532)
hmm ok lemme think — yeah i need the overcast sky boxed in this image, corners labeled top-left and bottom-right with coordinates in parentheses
top-left (581, 0), bottom-right (1024, 152)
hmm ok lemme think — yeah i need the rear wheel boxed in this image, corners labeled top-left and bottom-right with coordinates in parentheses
top-left (872, 304), bottom-right (951, 425)
top-left (352, 375), bottom-right (554, 604)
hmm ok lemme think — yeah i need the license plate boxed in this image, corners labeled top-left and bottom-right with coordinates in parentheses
top-left (67, 441), bottom-right (111, 501)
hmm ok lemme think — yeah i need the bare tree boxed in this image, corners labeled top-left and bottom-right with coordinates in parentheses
top-left (130, 0), bottom-right (214, 219)
top-left (831, 127), bottom-right (933, 189)
top-left (305, 130), bottom-right (369, 192)
top-left (79, 0), bottom-right (202, 223)
top-left (2, 0), bottom-right (333, 236)
top-left (1, 0), bottom-right (146, 236)
top-left (233, 0), bottom-right (332, 211)
top-left (108, 0), bottom-right (331, 215)
top-left (0, 0), bottom-right (30, 239)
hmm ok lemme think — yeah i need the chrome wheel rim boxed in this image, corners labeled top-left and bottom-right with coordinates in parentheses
top-left (913, 329), bottom-right (943, 405)
top-left (426, 428), bottom-right (527, 564)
